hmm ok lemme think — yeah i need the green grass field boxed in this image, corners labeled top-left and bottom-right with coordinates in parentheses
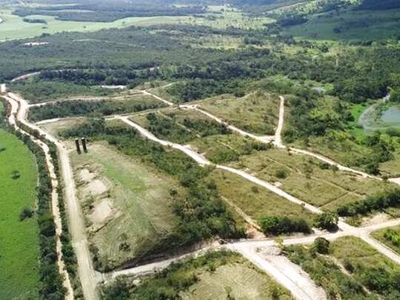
top-left (70, 142), bottom-right (180, 270)
top-left (228, 148), bottom-right (392, 211)
top-left (285, 8), bottom-right (400, 41)
top-left (0, 130), bottom-right (39, 300)
top-left (0, 6), bottom-right (274, 42)
top-left (208, 169), bottom-right (316, 225)
top-left (0, 9), bottom-right (193, 41)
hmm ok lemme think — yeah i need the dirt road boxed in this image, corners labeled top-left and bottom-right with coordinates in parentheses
top-left (274, 96), bottom-right (285, 148)
top-left (5, 95), bottom-right (74, 299)
top-left (6, 92), bottom-right (99, 300)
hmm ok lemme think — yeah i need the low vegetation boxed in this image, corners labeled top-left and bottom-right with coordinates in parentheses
top-left (102, 251), bottom-right (292, 300)
top-left (61, 118), bottom-right (245, 269)
top-left (29, 97), bottom-right (166, 122)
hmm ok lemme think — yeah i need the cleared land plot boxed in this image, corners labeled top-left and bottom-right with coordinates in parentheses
top-left (29, 95), bottom-right (166, 121)
top-left (0, 130), bottom-right (39, 300)
top-left (118, 251), bottom-right (291, 299)
top-left (198, 92), bottom-right (281, 135)
top-left (228, 148), bottom-right (392, 209)
top-left (70, 142), bottom-right (180, 270)
top-left (181, 258), bottom-right (292, 300)
top-left (191, 133), bottom-right (270, 164)
top-left (331, 236), bottom-right (400, 298)
top-left (129, 107), bottom-right (231, 144)
top-left (284, 237), bottom-right (376, 299)
top-left (208, 169), bottom-right (316, 225)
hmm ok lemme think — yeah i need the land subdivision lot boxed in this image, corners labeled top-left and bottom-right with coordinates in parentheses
top-left (208, 169), bottom-right (316, 225)
top-left (373, 226), bottom-right (400, 255)
top-left (198, 92), bottom-right (281, 135)
top-left (285, 236), bottom-right (400, 299)
top-left (109, 251), bottom-right (292, 300)
top-left (70, 142), bottom-right (180, 271)
top-left (228, 148), bottom-right (393, 210)
top-left (0, 129), bottom-right (39, 299)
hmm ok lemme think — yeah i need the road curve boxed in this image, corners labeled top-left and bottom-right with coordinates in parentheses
top-left (5, 95), bottom-right (74, 299)
top-left (6, 92), bottom-right (99, 300)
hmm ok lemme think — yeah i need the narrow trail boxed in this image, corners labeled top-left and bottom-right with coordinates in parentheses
top-left (274, 95), bottom-right (285, 148)
top-left (6, 92), bottom-right (99, 300)
top-left (5, 95), bottom-right (74, 300)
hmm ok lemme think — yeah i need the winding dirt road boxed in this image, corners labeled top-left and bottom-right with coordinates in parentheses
top-left (5, 95), bottom-right (74, 299)
top-left (6, 92), bottom-right (99, 300)
top-left (6, 77), bottom-right (400, 300)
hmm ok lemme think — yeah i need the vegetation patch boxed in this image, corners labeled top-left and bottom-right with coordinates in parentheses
top-left (0, 130), bottom-right (40, 300)
top-left (29, 96), bottom-right (166, 122)
top-left (61, 119), bottom-right (245, 269)
top-left (208, 169), bottom-right (316, 226)
top-left (198, 91), bottom-right (280, 135)
top-left (102, 251), bottom-right (292, 300)
top-left (71, 143), bottom-right (180, 271)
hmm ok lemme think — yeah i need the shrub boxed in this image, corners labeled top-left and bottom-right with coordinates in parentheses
top-left (314, 212), bottom-right (338, 231)
top-left (275, 169), bottom-right (288, 179)
top-left (19, 207), bottom-right (34, 221)
top-left (313, 237), bottom-right (330, 254)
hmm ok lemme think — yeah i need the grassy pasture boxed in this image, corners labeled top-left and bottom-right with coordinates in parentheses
top-left (0, 9), bottom-right (195, 41)
top-left (198, 92), bottom-right (281, 135)
top-left (70, 142), bottom-right (180, 270)
top-left (285, 8), bottom-right (400, 41)
top-left (0, 130), bottom-right (39, 300)
top-left (0, 5), bottom-right (273, 42)
top-left (208, 169), bottom-right (315, 224)
top-left (229, 148), bottom-right (392, 210)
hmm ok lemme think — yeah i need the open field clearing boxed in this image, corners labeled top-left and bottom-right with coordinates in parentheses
top-left (285, 8), bottom-right (400, 41)
top-left (181, 257), bottom-right (292, 300)
top-left (28, 94), bottom-right (167, 121)
top-left (286, 235), bottom-right (400, 299)
top-left (103, 251), bottom-right (292, 300)
top-left (191, 133), bottom-right (270, 164)
top-left (228, 148), bottom-right (394, 211)
top-left (0, 5), bottom-right (273, 42)
top-left (129, 107), bottom-right (231, 144)
top-left (0, 130), bottom-right (39, 299)
top-left (198, 92), bottom-right (281, 135)
top-left (0, 9), bottom-right (196, 41)
top-left (38, 118), bottom-right (86, 137)
top-left (70, 142), bottom-right (180, 271)
top-left (208, 169), bottom-right (316, 226)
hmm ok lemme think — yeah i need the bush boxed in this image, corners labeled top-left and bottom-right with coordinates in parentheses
top-left (314, 212), bottom-right (338, 231)
top-left (19, 207), bottom-right (34, 221)
top-left (275, 169), bottom-right (288, 179)
top-left (312, 237), bottom-right (330, 254)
